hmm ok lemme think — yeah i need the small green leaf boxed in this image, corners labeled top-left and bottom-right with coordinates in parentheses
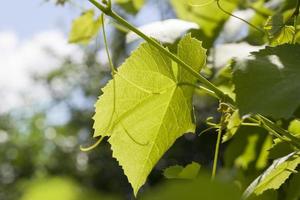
top-left (242, 152), bottom-right (300, 199)
top-left (93, 34), bottom-right (206, 195)
top-left (288, 119), bottom-right (300, 135)
top-left (163, 165), bottom-right (183, 179)
top-left (264, 13), bottom-right (285, 37)
top-left (222, 110), bottom-right (242, 143)
top-left (264, 13), bottom-right (295, 46)
top-left (163, 162), bottom-right (201, 179)
top-left (270, 25), bottom-right (295, 46)
top-left (233, 45), bottom-right (300, 119)
top-left (69, 10), bottom-right (102, 44)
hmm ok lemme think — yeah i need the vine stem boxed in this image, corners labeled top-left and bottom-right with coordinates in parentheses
top-left (211, 114), bottom-right (224, 180)
top-left (255, 115), bottom-right (300, 149)
top-left (247, 115), bottom-right (300, 149)
top-left (80, 14), bottom-right (114, 152)
top-left (216, 0), bottom-right (265, 34)
top-left (88, 0), bottom-right (233, 105)
top-left (81, 136), bottom-right (104, 151)
top-left (177, 82), bottom-right (218, 98)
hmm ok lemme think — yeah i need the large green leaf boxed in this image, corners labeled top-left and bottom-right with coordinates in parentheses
top-left (93, 34), bottom-right (206, 195)
top-left (69, 10), bottom-right (102, 44)
top-left (242, 152), bottom-right (300, 199)
top-left (233, 45), bottom-right (300, 119)
top-left (286, 172), bottom-right (300, 200)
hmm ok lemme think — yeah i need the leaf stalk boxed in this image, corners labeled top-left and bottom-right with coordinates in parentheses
top-left (211, 114), bottom-right (224, 180)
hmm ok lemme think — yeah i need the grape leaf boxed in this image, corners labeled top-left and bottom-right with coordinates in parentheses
top-left (242, 152), bottom-right (300, 199)
top-left (264, 13), bottom-right (295, 46)
top-left (222, 110), bottom-right (242, 143)
top-left (69, 10), bottom-right (102, 44)
top-left (264, 14), bottom-right (285, 37)
top-left (233, 45), bottom-right (300, 119)
top-left (93, 34), bottom-right (206, 195)
top-left (281, 0), bottom-right (298, 12)
top-left (268, 138), bottom-right (295, 160)
top-left (286, 172), bottom-right (300, 200)
top-left (163, 162), bottom-right (201, 179)
top-left (289, 119), bottom-right (300, 135)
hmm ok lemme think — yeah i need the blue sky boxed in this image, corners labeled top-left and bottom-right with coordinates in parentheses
top-left (0, 0), bottom-right (84, 38)
top-left (0, 1), bottom-right (88, 113)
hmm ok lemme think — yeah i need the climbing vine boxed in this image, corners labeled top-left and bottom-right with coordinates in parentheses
top-left (68, 0), bottom-right (300, 199)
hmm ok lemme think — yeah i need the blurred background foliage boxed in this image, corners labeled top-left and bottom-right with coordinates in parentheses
top-left (1, 0), bottom-right (300, 199)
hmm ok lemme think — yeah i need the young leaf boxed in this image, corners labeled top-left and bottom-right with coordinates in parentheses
top-left (289, 119), bottom-right (300, 135)
top-left (233, 45), bottom-right (300, 119)
top-left (69, 10), bottom-right (102, 44)
top-left (93, 34), bottom-right (206, 195)
top-left (222, 110), bottom-right (242, 143)
top-left (163, 162), bottom-right (201, 179)
top-left (264, 14), bottom-right (285, 37)
top-left (270, 25), bottom-right (295, 46)
top-left (242, 152), bottom-right (300, 199)
top-left (264, 13), bottom-right (295, 46)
